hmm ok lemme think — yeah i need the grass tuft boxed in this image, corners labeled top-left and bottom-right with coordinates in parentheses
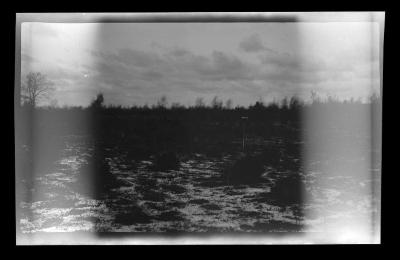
top-left (226, 155), bottom-right (265, 185)
top-left (152, 151), bottom-right (180, 171)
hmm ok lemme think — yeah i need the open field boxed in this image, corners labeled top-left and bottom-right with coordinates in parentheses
top-left (15, 101), bottom-right (380, 236)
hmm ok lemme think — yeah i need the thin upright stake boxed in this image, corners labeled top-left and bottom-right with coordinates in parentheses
top-left (241, 117), bottom-right (248, 152)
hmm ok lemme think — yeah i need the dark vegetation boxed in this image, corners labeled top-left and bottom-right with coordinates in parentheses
top-left (226, 155), bottom-right (266, 185)
top-left (152, 151), bottom-right (180, 171)
top-left (16, 92), bottom-right (381, 230)
top-left (269, 175), bottom-right (304, 206)
top-left (16, 92), bottom-right (381, 185)
top-left (75, 147), bottom-right (124, 199)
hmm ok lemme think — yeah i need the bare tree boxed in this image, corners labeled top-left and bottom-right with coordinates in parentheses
top-left (157, 95), bottom-right (168, 108)
top-left (171, 102), bottom-right (183, 109)
top-left (89, 93), bottom-right (105, 109)
top-left (289, 96), bottom-right (302, 109)
top-left (195, 97), bottom-right (205, 108)
top-left (211, 96), bottom-right (223, 109)
top-left (21, 72), bottom-right (55, 107)
top-left (281, 96), bottom-right (289, 110)
top-left (225, 99), bottom-right (233, 109)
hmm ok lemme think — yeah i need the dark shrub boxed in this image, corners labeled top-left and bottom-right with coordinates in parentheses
top-left (226, 155), bottom-right (265, 185)
top-left (252, 220), bottom-right (302, 232)
top-left (156, 210), bottom-right (185, 221)
top-left (284, 141), bottom-right (301, 158)
top-left (75, 149), bottom-right (118, 199)
top-left (269, 174), bottom-right (304, 206)
top-left (114, 205), bottom-right (152, 225)
top-left (152, 151), bottom-right (180, 171)
top-left (201, 203), bottom-right (222, 211)
top-left (188, 199), bottom-right (209, 205)
top-left (161, 183), bottom-right (186, 194)
top-left (141, 190), bottom-right (165, 202)
top-left (136, 175), bottom-right (158, 188)
top-left (125, 146), bottom-right (153, 161)
top-left (259, 146), bottom-right (283, 167)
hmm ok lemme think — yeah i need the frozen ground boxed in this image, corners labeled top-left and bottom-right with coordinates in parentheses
top-left (18, 135), bottom-right (380, 235)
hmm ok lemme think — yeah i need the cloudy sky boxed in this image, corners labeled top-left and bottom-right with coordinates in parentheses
top-left (20, 21), bottom-right (381, 107)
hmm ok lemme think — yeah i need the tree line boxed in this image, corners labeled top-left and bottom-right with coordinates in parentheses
top-left (19, 71), bottom-right (381, 111)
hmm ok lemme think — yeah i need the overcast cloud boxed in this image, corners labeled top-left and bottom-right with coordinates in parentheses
top-left (20, 22), bottom-right (381, 107)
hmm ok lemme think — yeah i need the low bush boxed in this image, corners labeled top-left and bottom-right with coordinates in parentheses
top-left (152, 151), bottom-right (180, 171)
top-left (226, 155), bottom-right (265, 185)
top-left (269, 174), bottom-right (304, 206)
top-left (75, 149), bottom-right (119, 199)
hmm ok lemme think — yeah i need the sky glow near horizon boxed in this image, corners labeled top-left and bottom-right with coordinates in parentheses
top-left (20, 21), bottom-right (381, 107)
